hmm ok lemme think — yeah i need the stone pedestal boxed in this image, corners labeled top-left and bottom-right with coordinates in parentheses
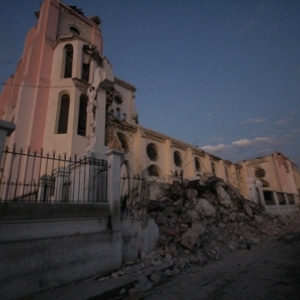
top-left (52, 167), bottom-right (70, 202)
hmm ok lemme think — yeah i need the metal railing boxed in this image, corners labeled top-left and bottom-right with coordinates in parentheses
top-left (0, 145), bottom-right (108, 203)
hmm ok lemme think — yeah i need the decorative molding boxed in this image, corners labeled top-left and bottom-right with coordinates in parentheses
top-left (72, 78), bottom-right (89, 93)
top-left (112, 121), bottom-right (137, 134)
top-left (191, 148), bottom-right (206, 157)
top-left (246, 158), bottom-right (267, 166)
top-left (52, 35), bottom-right (92, 50)
top-left (235, 163), bottom-right (242, 169)
top-left (141, 130), bottom-right (166, 144)
top-left (170, 141), bottom-right (188, 151)
top-left (224, 160), bottom-right (233, 166)
top-left (209, 154), bottom-right (221, 161)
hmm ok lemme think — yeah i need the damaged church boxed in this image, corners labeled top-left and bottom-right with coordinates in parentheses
top-left (0, 0), bottom-right (299, 214)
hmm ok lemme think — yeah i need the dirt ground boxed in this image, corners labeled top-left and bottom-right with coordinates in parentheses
top-left (124, 230), bottom-right (300, 300)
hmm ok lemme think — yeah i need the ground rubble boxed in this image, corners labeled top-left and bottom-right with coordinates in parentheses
top-left (107, 175), bottom-right (300, 299)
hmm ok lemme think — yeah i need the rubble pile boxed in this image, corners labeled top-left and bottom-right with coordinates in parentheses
top-left (144, 175), bottom-right (299, 269)
top-left (108, 175), bottom-right (299, 298)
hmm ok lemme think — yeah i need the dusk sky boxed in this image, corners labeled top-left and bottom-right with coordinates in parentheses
top-left (1, 0), bottom-right (299, 167)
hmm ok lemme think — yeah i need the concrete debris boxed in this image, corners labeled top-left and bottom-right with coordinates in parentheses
top-left (134, 276), bottom-right (153, 292)
top-left (112, 175), bottom-right (300, 296)
top-left (144, 175), bottom-right (299, 272)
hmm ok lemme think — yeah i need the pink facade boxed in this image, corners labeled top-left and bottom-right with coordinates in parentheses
top-left (0, 0), bottom-right (103, 151)
top-left (0, 0), bottom-right (299, 210)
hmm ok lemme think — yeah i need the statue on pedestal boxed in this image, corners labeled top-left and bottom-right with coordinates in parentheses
top-left (85, 67), bottom-right (106, 153)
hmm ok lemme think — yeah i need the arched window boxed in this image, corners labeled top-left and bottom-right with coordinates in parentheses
top-left (64, 44), bottom-right (73, 78)
top-left (77, 94), bottom-right (87, 136)
top-left (195, 157), bottom-right (201, 172)
top-left (57, 94), bottom-right (70, 134)
top-left (82, 45), bottom-right (90, 82)
top-left (174, 151), bottom-right (182, 167)
top-left (146, 143), bottom-right (159, 161)
top-left (148, 165), bottom-right (161, 177)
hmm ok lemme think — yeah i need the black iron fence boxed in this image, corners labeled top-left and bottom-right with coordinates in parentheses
top-left (0, 145), bottom-right (108, 203)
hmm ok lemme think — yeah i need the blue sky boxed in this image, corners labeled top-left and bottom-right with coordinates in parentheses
top-left (0, 0), bottom-right (299, 167)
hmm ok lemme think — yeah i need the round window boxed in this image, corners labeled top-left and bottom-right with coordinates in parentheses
top-left (174, 151), bottom-right (182, 167)
top-left (146, 143), bottom-right (159, 161)
top-left (69, 25), bottom-right (80, 36)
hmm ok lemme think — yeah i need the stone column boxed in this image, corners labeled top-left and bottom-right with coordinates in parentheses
top-left (94, 88), bottom-right (109, 159)
top-left (106, 150), bottom-right (123, 231)
top-left (246, 177), bottom-right (258, 203)
top-left (255, 179), bottom-right (265, 206)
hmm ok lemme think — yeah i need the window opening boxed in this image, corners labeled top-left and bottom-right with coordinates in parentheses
top-left (148, 165), bottom-right (161, 177)
top-left (82, 46), bottom-right (90, 82)
top-left (287, 194), bottom-right (295, 205)
top-left (277, 192), bottom-right (286, 205)
top-left (70, 25), bottom-right (80, 36)
top-left (263, 191), bottom-right (276, 205)
top-left (77, 94), bottom-right (87, 136)
top-left (195, 157), bottom-right (201, 172)
top-left (147, 143), bottom-right (159, 161)
top-left (57, 94), bottom-right (70, 134)
top-left (174, 151), bottom-right (182, 168)
top-left (64, 44), bottom-right (73, 78)
top-left (255, 167), bottom-right (266, 179)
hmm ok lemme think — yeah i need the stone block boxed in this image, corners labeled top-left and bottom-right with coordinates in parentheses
top-left (183, 210), bottom-right (200, 224)
top-left (216, 184), bottom-right (233, 208)
top-left (195, 198), bottom-right (216, 218)
top-left (243, 202), bottom-right (253, 218)
top-left (180, 229), bottom-right (200, 251)
top-left (191, 222), bottom-right (206, 236)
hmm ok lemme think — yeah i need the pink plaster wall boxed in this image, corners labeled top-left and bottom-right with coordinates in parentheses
top-left (1, 0), bottom-right (103, 151)
top-left (29, 0), bottom-right (60, 149)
